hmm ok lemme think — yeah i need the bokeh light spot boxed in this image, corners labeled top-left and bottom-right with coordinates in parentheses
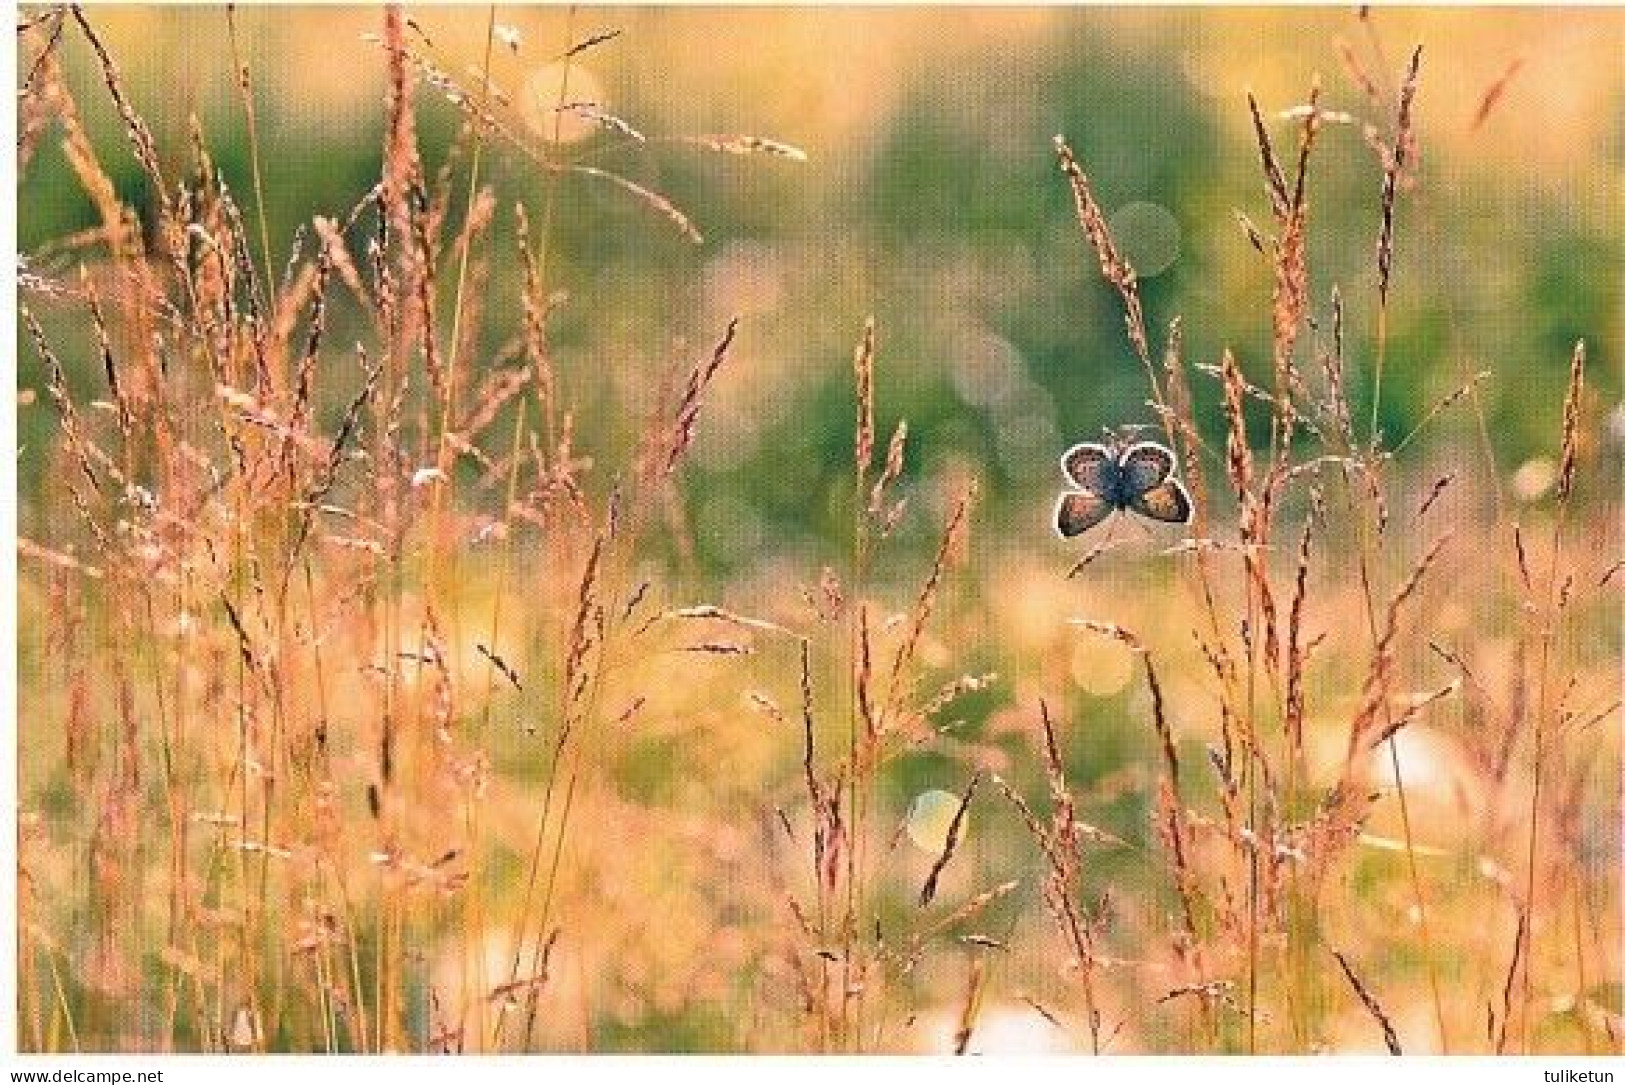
top-left (1071, 635), bottom-right (1135, 697)
top-left (1108, 201), bottom-right (1182, 278)
top-left (905, 789), bottom-right (964, 854)
top-left (519, 63), bottom-right (608, 144)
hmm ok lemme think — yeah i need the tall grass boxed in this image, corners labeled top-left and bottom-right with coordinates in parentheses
top-left (15, 4), bottom-right (1618, 1054)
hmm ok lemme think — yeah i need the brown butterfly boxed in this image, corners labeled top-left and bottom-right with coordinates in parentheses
top-left (1054, 439), bottom-right (1193, 537)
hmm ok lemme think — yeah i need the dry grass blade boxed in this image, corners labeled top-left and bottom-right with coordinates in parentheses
top-left (1416, 473), bottom-right (1455, 519)
top-left (475, 643), bottom-right (522, 690)
top-left (1066, 540), bottom-right (1122, 578)
top-left (952, 956), bottom-right (987, 1054)
top-left (557, 504), bottom-right (613, 742)
top-left (1346, 533), bottom-right (1451, 761)
top-left (868, 421), bottom-right (908, 517)
top-left (1518, 337), bottom-right (1588, 1051)
top-left (1235, 209), bottom-right (1269, 255)
top-left (665, 605), bottom-right (794, 637)
top-left (1053, 134), bottom-right (1154, 378)
top-left (1366, 679), bottom-right (1462, 749)
top-left (906, 881), bottom-right (1020, 969)
top-left (1157, 980), bottom-right (1236, 1007)
top-left (1271, 205), bottom-right (1308, 450)
top-left (1218, 351), bottom-right (1256, 503)
top-left (1068, 618), bottom-right (1146, 653)
top-left (1319, 285), bottom-right (1355, 446)
top-left (1037, 699), bottom-right (1074, 833)
top-left (1496, 908), bottom-right (1529, 1052)
top-left (1513, 523), bottom-right (1533, 593)
top-left (490, 929), bottom-right (560, 1004)
top-left (1140, 652), bottom-right (1182, 793)
top-left (885, 483), bottom-right (975, 713)
top-left (798, 638), bottom-right (825, 831)
top-left (1247, 91), bottom-right (1290, 218)
top-left (1284, 514), bottom-right (1315, 761)
top-left (69, 6), bottom-right (168, 210)
top-left (665, 318), bottom-right (741, 476)
top-left (569, 166), bottom-right (704, 244)
top-left (1332, 949), bottom-right (1402, 1054)
top-left (682, 641), bottom-right (754, 656)
top-left (1268, 82), bottom-right (1322, 456)
top-left (1556, 341), bottom-right (1585, 502)
top-left (22, 306), bottom-right (101, 498)
top-left (856, 603), bottom-right (876, 743)
top-left (287, 344), bottom-right (384, 569)
top-left (1336, 37), bottom-right (1383, 104)
top-left (919, 773), bottom-right (982, 906)
top-left (680, 135), bottom-right (809, 161)
top-left (18, 538), bottom-right (103, 580)
top-left (921, 675), bottom-right (1000, 729)
top-left (556, 102), bottom-right (647, 143)
top-left (1470, 57), bottom-right (1524, 132)
top-left (854, 318), bottom-right (876, 483)
top-left (15, 3), bottom-right (1617, 1058)
top-left (1392, 370), bottom-right (1492, 454)
top-left (19, 13), bottom-right (69, 166)
top-left (559, 28), bottom-right (622, 60)
top-left (1377, 45), bottom-right (1423, 309)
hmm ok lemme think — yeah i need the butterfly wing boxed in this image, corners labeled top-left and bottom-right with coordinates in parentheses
top-left (1128, 478), bottom-right (1193, 524)
top-left (1118, 441), bottom-right (1177, 495)
top-left (1055, 490), bottom-right (1114, 538)
top-left (1060, 443), bottom-right (1115, 493)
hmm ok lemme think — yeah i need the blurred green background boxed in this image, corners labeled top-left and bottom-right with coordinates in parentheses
top-left (16, 9), bottom-right (1623, 1052)
top-left (19, 5), bottom-right (1622, 573)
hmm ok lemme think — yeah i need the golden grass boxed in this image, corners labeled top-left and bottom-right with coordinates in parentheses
top-left (15, 4), bottom-right (1619, 1055)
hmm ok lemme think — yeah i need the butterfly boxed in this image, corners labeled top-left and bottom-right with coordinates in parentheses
top-left (1054, 438), bottom-right (1193, 537)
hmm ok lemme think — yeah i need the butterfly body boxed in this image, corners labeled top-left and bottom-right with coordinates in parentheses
top-left (1054, 439), bottom-right (1193, 537)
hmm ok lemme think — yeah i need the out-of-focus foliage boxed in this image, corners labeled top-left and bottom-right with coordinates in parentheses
top-left (20, 6), bottom-right (1621, 574)
top-left (14, 6), bottom-right (1622, 1055)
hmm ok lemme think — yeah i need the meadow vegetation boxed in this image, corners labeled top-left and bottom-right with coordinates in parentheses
top-left (15, 4), bottom-right (1620, 1054)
